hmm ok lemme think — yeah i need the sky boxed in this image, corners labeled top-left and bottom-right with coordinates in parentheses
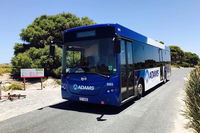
top-left (0, 0), bottom-right (200, 63)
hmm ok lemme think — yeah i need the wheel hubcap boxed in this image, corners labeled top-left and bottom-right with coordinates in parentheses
top-left (137, 84), bottom-right (143, 95)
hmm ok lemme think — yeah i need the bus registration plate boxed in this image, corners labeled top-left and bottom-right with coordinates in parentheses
top-left (79, 97), bottom-right (88, 102)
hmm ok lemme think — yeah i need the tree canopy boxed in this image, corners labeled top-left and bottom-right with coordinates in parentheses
top-left (12, 13), bottom-right (95, 77)
top-left (169, 45), bottom-right (199, 67)
top-left (20, 13), bottom-right (95, 48)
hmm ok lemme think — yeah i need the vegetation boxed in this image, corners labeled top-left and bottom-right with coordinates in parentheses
top-left (169, 45), bottom-right (200, 67)
top-left (0, 64), bottom-right (12, 75)
top-left (184, 67), bottom-right (200, 132)
top-left (3, 83), bottom-right (23, 91)
top-left (55, 79), bottom-right (61, 85)
top-left (11, 12), bottom-right (95, 77)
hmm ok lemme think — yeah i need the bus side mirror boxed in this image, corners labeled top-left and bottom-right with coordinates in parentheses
top-left (50, 42), bottom-right (55, 57)
top-left (114, 39), bottom-right (121, 53)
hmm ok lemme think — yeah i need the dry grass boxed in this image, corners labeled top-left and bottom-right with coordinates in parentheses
top-left (0, 64), bottom-right (12, 75)
top-left (171, 65), bottom-right (181, 68)
top-left (3, 83), bottom-right (23, 91)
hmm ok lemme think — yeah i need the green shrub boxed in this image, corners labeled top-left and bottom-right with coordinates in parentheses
top-left (181, 62), bottom-right (191, 67)
top-left (172, 65), bottom-right (181, 68)
top-left (55, 79), bottom-right (61, 85)
top-left (3, 83), bottom-right (23, 91)
top-left (11, 53), bottom-right (33, 75)
top-left (184, 67), bottom-right (200, 132)
top-left (53, 67), bottom-right (61, 76)
top-left (11, 45), bottom-right (62, 77)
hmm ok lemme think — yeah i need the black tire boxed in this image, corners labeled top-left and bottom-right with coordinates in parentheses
top-left (163, 72), bottom-right (167, 83)
top-left (136, 81), bottom-right (144, 99)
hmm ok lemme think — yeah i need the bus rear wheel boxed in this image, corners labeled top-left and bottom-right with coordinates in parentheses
top-left (163, 72), bottom-right (167, 83)
top-left (136, 81), bottom-right (144, 99)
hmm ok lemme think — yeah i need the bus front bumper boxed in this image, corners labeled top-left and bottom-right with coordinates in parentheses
top-left (61, 88), bottom-right (121, 106)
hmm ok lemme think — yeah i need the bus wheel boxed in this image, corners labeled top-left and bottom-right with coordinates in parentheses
top-left (136, 81), bottom-right (143, 99)
top-left (163, 72), bottom-right (167, 83)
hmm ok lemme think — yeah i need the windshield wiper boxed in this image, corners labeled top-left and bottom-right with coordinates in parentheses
top-left (88, 72), bottom-right (110, 79)
top-left (66, 69), bottom-right (110, 79)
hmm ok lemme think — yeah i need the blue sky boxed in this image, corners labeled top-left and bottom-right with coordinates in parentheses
top-left (0, 0), bottom-right (200, 63)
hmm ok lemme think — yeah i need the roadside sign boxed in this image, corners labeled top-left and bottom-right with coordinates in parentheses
top-left (20, 69), bottom-right (44, 90)
top-left (21, 68), bottom-right (44, 78)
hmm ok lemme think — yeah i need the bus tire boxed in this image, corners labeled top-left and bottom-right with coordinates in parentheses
top-left (136, 81), bottom-right (144, 99)
top-left (163, 72), bottom-right (167, 83)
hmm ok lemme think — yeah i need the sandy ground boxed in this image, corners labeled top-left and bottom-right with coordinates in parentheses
top-left (0, 73), bottom-right (65, 122)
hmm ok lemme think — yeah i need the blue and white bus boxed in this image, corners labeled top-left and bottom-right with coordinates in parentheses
top-left (60, 24), bottom-right (171, 106)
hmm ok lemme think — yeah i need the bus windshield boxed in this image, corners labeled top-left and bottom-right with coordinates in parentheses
top-left (63, 38), bottom-right (117, 75)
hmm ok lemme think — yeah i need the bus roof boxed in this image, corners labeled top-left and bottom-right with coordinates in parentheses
top-left (64, 24), bottom-right (166, 49)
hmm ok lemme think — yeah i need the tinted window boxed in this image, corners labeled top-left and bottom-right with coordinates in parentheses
top-left (120, 40), bottom-right (126, 65)
top-left (133, 41), bottom-right (145, 69)
top-left (127, 42), bottom-right (133, 64)
top-left (144, 44), bottom-right (160, 68)
top-left (64, 38), bottom-right (117, 75)
top-left (163, 50), bottom-right (171, 62)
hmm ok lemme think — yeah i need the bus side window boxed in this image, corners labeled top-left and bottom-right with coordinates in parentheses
top-left (133, 42), bottom-right (145, 69)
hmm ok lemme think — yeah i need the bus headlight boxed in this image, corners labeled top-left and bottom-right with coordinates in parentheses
top-left (62, 84), bottom-right (67, 90)
top-left (106, 88), bottom-right (116, 93)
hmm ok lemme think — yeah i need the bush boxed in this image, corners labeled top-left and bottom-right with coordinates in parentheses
top-left (55, 79), bottom-right (61, 85)
top-left (11, 45), bottom-right (62, 77)
top-left (0, 64), bottom-right (12, 75)
top-left (11, 53), bottom-right (33, 75)
top-left (184, 67), bottom-right (200, 132)
top-left (3, 83), bottom-right (23, 91)
top-left (181, 62), bottom-right (191, 67)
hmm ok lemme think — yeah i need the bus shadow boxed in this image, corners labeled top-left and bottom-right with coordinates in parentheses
top-left (49, 99), bottom-right (135, 115)
top-left (49, 82), bottom-right (165, 117)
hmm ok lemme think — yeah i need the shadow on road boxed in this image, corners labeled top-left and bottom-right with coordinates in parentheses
top-left (49, 99), bottom-right (135, 115)
top-left (49, 82), bottom-right (166, 116)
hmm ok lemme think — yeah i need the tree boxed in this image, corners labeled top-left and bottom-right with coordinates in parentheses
top-left (169, 45), bottom-right (184, 65)
top-left (19, 13), bottom-right (95, 48)
top-left (183, 52), bottom-right (199, 67)
top-left (159, 41), bottom-right (165, 44)
top-left (169, 45), bottom-right (200, 67)
top-left (12, 13), bottom-right (95, 77)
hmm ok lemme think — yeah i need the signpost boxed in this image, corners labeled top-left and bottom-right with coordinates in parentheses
top-left (20, 69), bottom-right (44, 90)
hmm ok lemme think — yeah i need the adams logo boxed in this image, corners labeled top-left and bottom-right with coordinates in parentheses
top-left (73, 84), bottom-right (95, 91)
top-left (145, 69), bottom-right (159, 83)
top-left (149, 70), bottom-right (159, 79)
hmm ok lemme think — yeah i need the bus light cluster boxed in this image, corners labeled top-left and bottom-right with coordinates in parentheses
top-left (106, 88), bottom-right (116, 93)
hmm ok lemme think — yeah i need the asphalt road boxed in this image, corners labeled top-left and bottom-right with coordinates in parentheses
top-left (0, 68), bottom-right (192, 133)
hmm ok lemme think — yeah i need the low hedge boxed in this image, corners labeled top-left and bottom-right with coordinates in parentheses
top-left (184, 67), bottom-right (200, 132)
top-left (3, 83), bottom-right (23, 91)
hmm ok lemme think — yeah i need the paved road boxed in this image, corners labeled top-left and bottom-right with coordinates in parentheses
top-left (0, 68), bottom-right (192, 133)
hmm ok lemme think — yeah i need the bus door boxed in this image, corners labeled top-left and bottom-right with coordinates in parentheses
top-left (159, 49), bottom-right (164, 80)
top-left (120, 40), bottom-right (134, 100)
